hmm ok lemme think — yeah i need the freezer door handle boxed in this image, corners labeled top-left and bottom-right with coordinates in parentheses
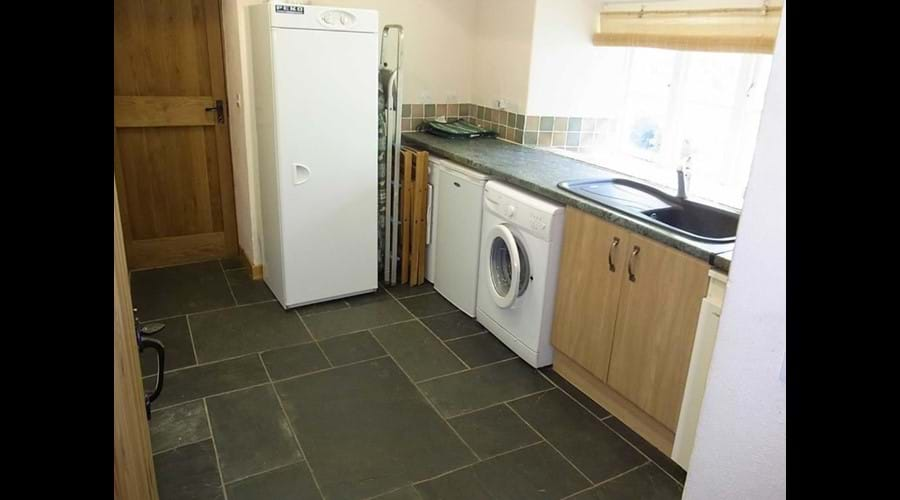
top-left (293, 163), bottom-right (312, 185)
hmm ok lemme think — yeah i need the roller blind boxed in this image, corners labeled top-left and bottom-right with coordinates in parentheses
top-left (594, 0), bottom-right (783, 54)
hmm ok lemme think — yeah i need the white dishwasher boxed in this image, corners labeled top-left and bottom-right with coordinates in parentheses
top-left (425, 160), bottom-right (439, 283)
top-left (672, 269), bottom-right (728, 470)
top-left (432, 158), bottom-right (490, 317)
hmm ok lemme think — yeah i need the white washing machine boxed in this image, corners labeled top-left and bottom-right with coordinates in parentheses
top-left (476, 181), bottom-right (565, 368)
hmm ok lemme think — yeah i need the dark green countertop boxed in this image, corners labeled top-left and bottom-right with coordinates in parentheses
top-left (402, 132), bottom-right (733, 272)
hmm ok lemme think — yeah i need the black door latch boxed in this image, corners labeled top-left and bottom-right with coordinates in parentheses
top-left (205, 99), bottom-right (225, 124)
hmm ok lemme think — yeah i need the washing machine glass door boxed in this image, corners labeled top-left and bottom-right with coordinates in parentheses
top-left (486, 224), bottom-right (530, 309)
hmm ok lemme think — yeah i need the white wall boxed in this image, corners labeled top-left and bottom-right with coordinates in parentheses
top-left (683, 9), bottom-right (786, 500)
top-left (322, 0), bottom-right (477, 104)
top-left (467, 0), bottom-right (622, 118)
top-left (527, 0), bottom-right (614, 117)
top-left (222, 0), bottom-right (266, 265)
top-left (470, 0), bottom-right (536, 114)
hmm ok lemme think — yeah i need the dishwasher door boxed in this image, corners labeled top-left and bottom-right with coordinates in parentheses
top-left (433, 163), bottom-right (489, 316)
top-left (425, 164), bottom-right (439, 283)
top-left (672, 270), bottom-right (727, 469)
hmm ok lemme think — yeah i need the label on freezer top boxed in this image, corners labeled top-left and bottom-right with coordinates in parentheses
top-left (275, 5), bottom-right (305, 14)
top-left (269, 4), bottom-right (378, 33)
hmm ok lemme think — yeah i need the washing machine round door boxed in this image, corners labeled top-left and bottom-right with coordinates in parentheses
top-left (485, 224), bottom-right (530, 309)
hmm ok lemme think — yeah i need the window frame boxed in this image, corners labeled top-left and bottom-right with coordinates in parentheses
top-left (580, 47), bottom-right (772, 210)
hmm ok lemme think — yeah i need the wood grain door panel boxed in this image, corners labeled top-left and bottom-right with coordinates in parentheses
top-left (114, 183), bottom-right (159, 500)
top-left (550, 208), bottom-right (630, 381)
top-left (115, 0), bottom-right (236, 269)
top-left (116, 127), bottom-right (223, 239)
top-left (606, 233), bottom-right (710, 431)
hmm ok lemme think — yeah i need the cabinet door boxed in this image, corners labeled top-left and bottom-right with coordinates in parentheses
top-left (551, 208), bottom-right (630, 381)
top-left (607, 233), bottom-right (710, 431)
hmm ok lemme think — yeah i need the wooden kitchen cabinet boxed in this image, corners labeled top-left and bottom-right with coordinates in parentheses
top-left (606, 233), bottom-right (711, 431)
top-left (551, 208), bottom-right (630, 381)
top-left (550, 207), bottom-right (711, 451)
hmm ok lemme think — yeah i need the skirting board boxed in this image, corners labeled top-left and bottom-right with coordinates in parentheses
top-left (239, 246), bottom-right (264, 281)
top-left (553, 351), bottom-right (675, 456)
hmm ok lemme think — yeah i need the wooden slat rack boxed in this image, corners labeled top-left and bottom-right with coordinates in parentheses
top-left (389, 147), bottom-right (429, 286)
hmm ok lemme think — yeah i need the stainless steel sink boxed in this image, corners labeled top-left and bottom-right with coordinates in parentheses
top-left (558, 177), bottom-right (739, 243)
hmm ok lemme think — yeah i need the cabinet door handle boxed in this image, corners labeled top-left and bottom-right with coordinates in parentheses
top-left (608, 237), bottom-right (620, 272)
top-left (627, 245), bottom-right (640, 282)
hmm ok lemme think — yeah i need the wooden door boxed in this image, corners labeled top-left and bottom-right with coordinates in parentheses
top-left (114, 183), bottom-right (159, 500)
top-left (114, 0), bottom-right (237, 269)
top-left (606, 233), bottom-right (710, 431)
top-left (550, 208), bottom-right (630, 381)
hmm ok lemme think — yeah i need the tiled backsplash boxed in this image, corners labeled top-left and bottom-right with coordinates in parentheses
top-left (401, 103), bottom-right (610, 155)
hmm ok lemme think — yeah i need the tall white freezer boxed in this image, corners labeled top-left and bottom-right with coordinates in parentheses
top-left (250, 3), bottom-right (378, 308)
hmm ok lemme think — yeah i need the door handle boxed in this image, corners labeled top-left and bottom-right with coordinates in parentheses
top-left (134, 309), bottom-right (166, 420)
top-left (140, 338), bottom-right (165, 420)
top-left (627, 245), bottom-right (641, 282)
top-left (293, 163), bottom-right (312, 185)
top-left (206, 99), bottom-right (225, 124)
top-left (608, 237), bottom-right (620, 272)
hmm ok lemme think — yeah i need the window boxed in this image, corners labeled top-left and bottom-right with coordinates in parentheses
top-left (565, 47), bottom-right (772, 210)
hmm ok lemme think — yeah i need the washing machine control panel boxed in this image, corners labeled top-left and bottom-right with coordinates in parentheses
top-left (529, 213), bottom-right (548, 232)
top-left (485, 184), bottom-right (559, 240)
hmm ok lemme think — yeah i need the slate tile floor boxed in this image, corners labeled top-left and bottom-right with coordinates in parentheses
top-left (133, 259), bottom-right (686, 500)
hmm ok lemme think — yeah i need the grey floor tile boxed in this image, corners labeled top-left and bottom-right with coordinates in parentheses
top-left (344, 286), bottom-right (393, 307)
top-left (604, 417), bottom-right (687, 484)
top-left (149, 400), bottom-right (210, 453)
top-left (140, 316), bottom-right (196, 376)
top-left (371, 321), bottom-right (465, 381)
top-left (226, 463), bottom-right (320, 500)
top-left (414, 467), bottom-right (493, 500)
top-left (154, 439), bottom-right (224, 500)
top-left (206, 385), bottom-right (303, 483)
top-left (144, 354), bottom-right (269, 409)
top-left (318, 331), bottom-right (385, 366)
top-left (415, 443), bottom-right (590, 500)
top-left (447, 404), bottom-right (541, 459)
top-left (509, 390), bottom-right (647, 483)
top-left (220, 256), bottom-right (246, 270)
top-left (189, 302), bottom-right (313, 363)
top-left (569, 463), bottom-right (683, 500)
top-left (386, 282), bottom-right (434, 298)
top-left (295, 298), bottom-right (349, 317)
top-left (226, 463), bottom-right (321, 500)
top-left (417, 359), bottom-right (553, 418)
top-left (131, 260), bottom-right (235, 320)
top-left (400, 293), bottom-right (458, 317)
top-left (262, 343), bottom-right (331, 381)
top-left (539, 367), bottom-right (610, 420)
top-left (421, 311), bottom-right (486, 340)
top-left (225, 269), bottom-right (275, 304)
top-left (446, 333), bottom-right (516, 368)
top-left (275, 357), bottom-right (476, 500)
top-left (303, 299), bottom-right (412, 340)
top-left (373, 485), bottom-right (424, 500)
